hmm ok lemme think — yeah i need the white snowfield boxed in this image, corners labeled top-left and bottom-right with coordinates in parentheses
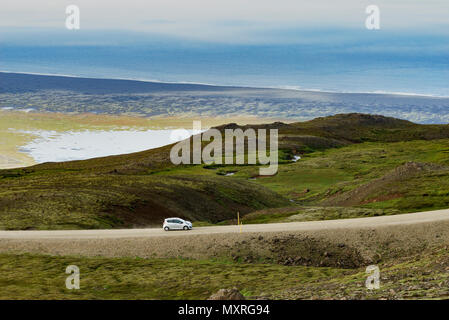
top-left (0, 209), bottom-right (448, 240)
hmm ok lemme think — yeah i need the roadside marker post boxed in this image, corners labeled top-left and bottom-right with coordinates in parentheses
top-left (237, 211), bottom-right (242, 233)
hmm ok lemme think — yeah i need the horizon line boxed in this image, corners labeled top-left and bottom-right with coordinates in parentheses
top-left (1, 70), bottom-right (447, 99)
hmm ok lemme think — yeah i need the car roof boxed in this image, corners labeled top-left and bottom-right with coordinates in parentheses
top-left (165, 217), bottom-right (182, 220)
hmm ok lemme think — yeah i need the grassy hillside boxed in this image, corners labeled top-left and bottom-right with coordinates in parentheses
top-left (224, 144), bottom-right (449, 219)
top-left (0, 170), bottom-right (287, 230)
top-left (1, 248), bottom-right (448, 299)
top-left (0, 113), bottom-right (448, 230)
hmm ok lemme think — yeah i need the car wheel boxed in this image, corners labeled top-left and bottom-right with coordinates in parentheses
top-left (183, 226), bottom-right (188, 230)
top-left (164, 226), bottom-right (169, 231)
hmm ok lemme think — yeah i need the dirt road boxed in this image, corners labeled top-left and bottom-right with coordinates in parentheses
top-left (1, 208), bottom-right (448, 240)
top-left (1, 209), bottom-right (449, 266)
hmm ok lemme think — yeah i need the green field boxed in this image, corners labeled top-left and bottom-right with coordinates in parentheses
top-left (232, 139), bottom-right (449, 211)
top-left (1, 248), bottom-right (448, 300)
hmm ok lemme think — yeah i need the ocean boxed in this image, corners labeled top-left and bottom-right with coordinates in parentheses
top-left (1, 28), bottom-right (449, 97)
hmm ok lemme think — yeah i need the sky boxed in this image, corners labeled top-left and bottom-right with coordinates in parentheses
top-left (1, 1), bottom-right (448, 96)
top-left (1, 1), bottom-right (449, 44)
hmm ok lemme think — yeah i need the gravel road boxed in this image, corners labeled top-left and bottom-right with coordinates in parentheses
top-left (1, 208), bottom-right (448, 240)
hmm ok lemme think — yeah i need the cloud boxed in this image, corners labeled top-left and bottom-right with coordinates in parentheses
top-left (1, 0), bottom-right (449, 43)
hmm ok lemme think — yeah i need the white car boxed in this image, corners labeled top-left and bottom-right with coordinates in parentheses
top-left (163, 218), bottom-right (192, 231)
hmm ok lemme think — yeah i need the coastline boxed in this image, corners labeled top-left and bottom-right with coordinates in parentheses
top-left (0, 110), bottom-right (282, 169)
top-left (1, 70), bottom-right (446, 98)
